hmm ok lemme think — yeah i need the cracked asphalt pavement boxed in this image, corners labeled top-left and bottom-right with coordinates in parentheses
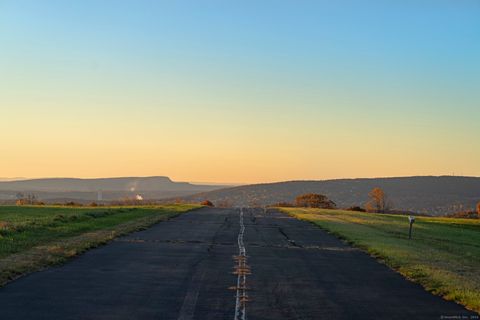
top-left (0, 207), bottom-right (475, 319)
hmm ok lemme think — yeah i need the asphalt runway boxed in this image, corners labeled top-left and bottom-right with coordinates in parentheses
top-left (0, 207), bottom-right (475, 319)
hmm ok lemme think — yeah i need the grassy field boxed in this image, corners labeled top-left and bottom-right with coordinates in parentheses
top-left (0, 204), bottom-right (200, 286)
top-left (280, 208), bottom-right (480, 313)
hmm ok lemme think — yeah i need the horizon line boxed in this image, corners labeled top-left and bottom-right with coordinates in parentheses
top-left (1, 174), bottom-right (478, 185)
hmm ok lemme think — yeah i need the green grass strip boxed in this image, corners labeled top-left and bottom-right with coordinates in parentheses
top-left (280, 208), bottom-right (480, 313)
top-left (0, 204), bottom-right (201, 286)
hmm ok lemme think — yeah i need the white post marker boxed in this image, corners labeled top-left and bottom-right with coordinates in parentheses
top-left (408, 215), bottom-right (415, 240)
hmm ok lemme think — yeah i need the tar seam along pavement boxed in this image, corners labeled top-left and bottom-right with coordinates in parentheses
top-left (0, 207), bottom-right (476, 319)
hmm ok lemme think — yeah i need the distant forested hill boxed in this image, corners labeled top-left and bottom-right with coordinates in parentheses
top-left (179, 176), bottom-right (480, 215)
top-left (0, 176), bottom-right (225, 202)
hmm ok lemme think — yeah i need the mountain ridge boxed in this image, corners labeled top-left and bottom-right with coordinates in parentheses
top-left (0, 176), bottom-right (226, 202)
top-left (177, 176), bottom-right (480, 215)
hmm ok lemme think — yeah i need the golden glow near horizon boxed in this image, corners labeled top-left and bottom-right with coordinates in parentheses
top-left (1, 1), bottom-right (479, 183)
top-left (1, 104), bottom-right (478, 184)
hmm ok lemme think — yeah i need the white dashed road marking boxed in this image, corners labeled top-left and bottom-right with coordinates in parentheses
top-left (233, 208), bottom-right (248, 320)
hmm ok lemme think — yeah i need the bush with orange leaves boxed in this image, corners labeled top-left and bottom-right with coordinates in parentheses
top-left (201, 200), bottom-right (214, 207)
top-left (294, 193), bottom-right (336, 209)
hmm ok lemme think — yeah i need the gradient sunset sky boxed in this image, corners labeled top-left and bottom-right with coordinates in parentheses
top-left (1, 1), bottom-right (479, 184)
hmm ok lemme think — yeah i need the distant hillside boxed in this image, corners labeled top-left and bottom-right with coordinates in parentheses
top-left (179, 176), bottom-right (480, 215)
top-left (0, 176), bottom-right (225, 202)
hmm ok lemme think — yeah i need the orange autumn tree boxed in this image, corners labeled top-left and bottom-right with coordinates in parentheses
top-left (365, 187), bottom-right (391, 213)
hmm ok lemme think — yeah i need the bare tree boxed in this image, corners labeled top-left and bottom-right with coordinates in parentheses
top-left (365, 187), bottom-right (391, 213)
top-left (15, 193), bottom-right (39, 205)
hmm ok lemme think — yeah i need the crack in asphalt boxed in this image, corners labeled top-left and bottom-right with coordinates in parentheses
top-left (277, 227), bottom-right (303, 248)
top-left (115, 238), bottom-right (357, 251)
top-left (177, 211), bottom-right (230, 320)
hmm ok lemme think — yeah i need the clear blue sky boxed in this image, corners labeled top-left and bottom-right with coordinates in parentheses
top-left (1, 1), bottom-right (479, 183)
